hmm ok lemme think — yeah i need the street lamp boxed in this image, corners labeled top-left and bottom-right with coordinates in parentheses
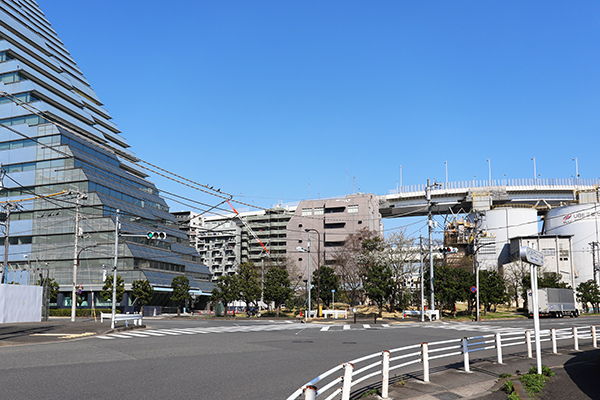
top-left (331, 289), bottom-right (335, 311)
top-left (305, 228), bottom-right (321, 315)
top-left (297, 245), bottom-right (310, 320)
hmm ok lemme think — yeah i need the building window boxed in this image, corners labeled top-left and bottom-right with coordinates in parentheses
top-left (348, 205), bottom-right (359, 213)
top-left (302, 208), bottom-right (312, 216)
top-left (314, 207), bottom-right (324, 215)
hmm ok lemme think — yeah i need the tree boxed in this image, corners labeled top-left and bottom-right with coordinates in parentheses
top-left (332, 228), bottom-right (379, 306)
top-left (236, 262), bottom-right (261, 310)
top-left (362, 263), bottom-right (393, 317)
top-left (131, 279), bottom-right (154, 315)
top-left (426, 266), bottom-right (473, 316)
top-left (38, 277), bottom-right (59, 303)
top-left (211, 274), bottom-right (240, 315)
top-left (264, 267), bottom-right (293, 317)
top-left (381, 231), bottom-right (418, 312)
top-left (359, 235), bottom-right (394, 317)
top-left (311, 266), bottom-right (340, 307)
top-left (100, 275), bottom-right (125, 304)
top-left (576, 280), bottom-right (600, 313)
top-left (171, 275), bottom-right (191, 317)
top-left (502, 262), bottom-right (529, 308)
top-left (479, 270), bottom-right (508, 315)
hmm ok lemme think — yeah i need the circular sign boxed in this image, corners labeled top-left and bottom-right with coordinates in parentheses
top-left (470, 286), bottom-right (477, 293)
top-left (78, 289), bottom-right (82, 294)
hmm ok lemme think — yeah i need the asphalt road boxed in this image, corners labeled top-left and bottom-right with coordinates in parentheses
top-left (0, 315), bottom-right (597, 400)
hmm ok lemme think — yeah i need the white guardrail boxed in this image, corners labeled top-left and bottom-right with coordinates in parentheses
top-left (286, 325), bottom-right (598, 400)
top-left (100, 312), bottom-right (143, 327)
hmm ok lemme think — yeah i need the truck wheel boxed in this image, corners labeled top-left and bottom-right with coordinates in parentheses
top-left (574, 310), bottom-right (579, 317)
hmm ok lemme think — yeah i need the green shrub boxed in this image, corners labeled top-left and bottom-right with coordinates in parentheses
top-left (528, 365), bottom-right (554, 377)
top-left (49, 308), bottom-right (119, 317)
top-left (502, 380), bottom-right (514, 393)
top-left (520, 373), bottom-right (548, 396)
top-left (508, 392), bottom-right (520, 400)
top-left (499, 373), bottom-right (513, 379)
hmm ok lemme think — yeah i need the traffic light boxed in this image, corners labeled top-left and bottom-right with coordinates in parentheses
top-left (147, 231), bottom-right (167, 240)
top-left (439, 247), bottom-right (458, 254)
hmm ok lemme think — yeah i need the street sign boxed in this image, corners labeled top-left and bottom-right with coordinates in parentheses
top-left (470, 286), bottom-right (477, 293)
top-left (519, 246), bottom-right (544, 266)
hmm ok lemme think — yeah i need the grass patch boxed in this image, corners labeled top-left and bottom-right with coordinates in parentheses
top-left (360, 388), bottom-right (380, 398)
top-left (518, 366), bottom-right (553, 397)
top-left (499, 373), bottom-right (513, 379)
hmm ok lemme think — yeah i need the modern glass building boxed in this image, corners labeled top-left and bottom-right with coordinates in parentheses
top-left (0, 0), bottom-right (213, 310)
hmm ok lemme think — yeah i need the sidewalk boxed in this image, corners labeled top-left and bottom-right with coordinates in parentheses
top-left (376, 347), bottom-right (599, 399)
top-left (0, 317), bottom-right (144, 346)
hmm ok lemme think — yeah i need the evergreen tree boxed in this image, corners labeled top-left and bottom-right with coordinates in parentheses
top-left (101, 275), bottom-right (125, 304)
top-left (132, 279), bottom-right (154, 315)
top-left (171, 275), bottom-right (191, 317)
top-left (264, 267), bottom-right (293, 317)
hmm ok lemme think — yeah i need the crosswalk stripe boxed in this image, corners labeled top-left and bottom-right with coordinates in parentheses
top-left (108, 334), bottom-right (133, 338)
top-left (363, 324), bottom-right (371, 329)
top-left (343, 325), bottom-right (351, 330)
top-left (96, 336), bottom-right (115, 340)
top-left (320, 326), bottom-right (330, 331)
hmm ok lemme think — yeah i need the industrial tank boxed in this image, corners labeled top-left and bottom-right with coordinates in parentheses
top-left (544, 203), bottom-right (600, 285)
top-left (476, 207), bottom-right (539, 267)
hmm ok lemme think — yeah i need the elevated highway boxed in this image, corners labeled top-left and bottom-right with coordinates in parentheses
top-left (378, 178), bottom-right (600, 218)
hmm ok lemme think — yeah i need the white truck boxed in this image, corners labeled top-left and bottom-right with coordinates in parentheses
top-left (527, 288), bottom-right (580, 318)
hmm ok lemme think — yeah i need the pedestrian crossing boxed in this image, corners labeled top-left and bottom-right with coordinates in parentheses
top-left (95, 320), bottom-right (525, 340)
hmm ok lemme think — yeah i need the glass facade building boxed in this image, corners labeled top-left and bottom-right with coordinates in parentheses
top-left (0, 0), bottom-right (212, 309)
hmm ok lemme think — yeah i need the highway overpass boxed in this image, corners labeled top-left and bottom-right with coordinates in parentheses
top-left (378, 177), bottom-right (600, 218)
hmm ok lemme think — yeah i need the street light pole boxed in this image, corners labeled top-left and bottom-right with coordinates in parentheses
top-left (305, 228), bottom-right (321, 315)
top-left (111, 209), bottom-right (120, 329)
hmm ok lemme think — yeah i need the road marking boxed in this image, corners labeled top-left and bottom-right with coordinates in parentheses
top-left (320, 326), bottom-right (330, 331)
top-left (108, 334), bottom-right (133, 338)
top-left (96, 336), bottom-right (115, 340)
top-left (343, 325), bottom-right (351, 330)
top-left (382, 324), bottom-right (390, 328)
top-left (117, 332), bottom-right (150, 338)
top-left (363, 324), bottom-right (371, 329)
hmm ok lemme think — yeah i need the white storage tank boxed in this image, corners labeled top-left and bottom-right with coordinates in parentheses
top-left (477, 207), bottom-right (539, 268)
top-left (544, 203), bottom-right (600, 286)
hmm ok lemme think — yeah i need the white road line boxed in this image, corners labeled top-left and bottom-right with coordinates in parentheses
top-left (382, 324), bottom-right (390, 328)
top-left (118, 332), bottom-right (150, 337)
top-left (96, 336), bottom-right (115, 340)
top-left (320, 326), bottom-right (330, 331)
top-left (145, 330), bottom-right (181, 336)
top-left (363, 324), bottom-right (371, 329)
top-left (343, 325), bottom-right (351, 330)
top-left (108, 334), bottom-right (133, 338)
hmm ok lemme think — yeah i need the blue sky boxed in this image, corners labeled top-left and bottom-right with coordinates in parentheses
top-left (38, 1), bottom-right (600, 234)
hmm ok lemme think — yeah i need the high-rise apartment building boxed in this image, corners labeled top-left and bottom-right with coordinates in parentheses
top-left (0, 1), bottom-right (212, 309)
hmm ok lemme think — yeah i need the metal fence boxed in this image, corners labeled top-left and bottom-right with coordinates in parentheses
top-left (286, 325), bottom-right (598, 400)
top-left (388, 177), bottom-right (600, 195)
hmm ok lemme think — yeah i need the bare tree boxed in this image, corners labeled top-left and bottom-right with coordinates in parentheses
top-left (382, 231), bottom-right (419, 312)
top-left (501, 261), bottom-right (529, 309)
top-left (331, 228), bottom-right (380, 306)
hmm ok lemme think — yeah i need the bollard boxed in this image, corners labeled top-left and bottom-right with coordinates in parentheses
top-left (341, 363), bottom-right (354, 400)
top-left (495, 332), bottom-right (503, 364)
top-left (382, 351), bottom-right (390, 399)
top-left (526, 330), bottom-right (532, 358)
top-left (462, 337), bottom-right (470, 373)
top-left (422, 343), bottom-right (430, 382)
top-left (592, 326), bottom-right (597, 348)
top-left (551, 328), bottom-right (557, 354)
top-left (374, 313), bottom-right (377, 324)
top-left (573, 326), bottom-right (579, 351)
top-left (304, 385), bottom-right (317, 400)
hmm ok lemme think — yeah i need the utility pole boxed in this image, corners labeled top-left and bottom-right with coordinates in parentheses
top-left (591, 242), bottom-right (599, 284)
top-left (1, 202), bottom-right (16, 284)
top-left (71, 192), bottom-right (87, 322)
top-left (426, 179), bottom-right (440, 311)
top-left (420, 235), bottom-right (424, 322)
top-left (111, 209), bottom-right (120, 329)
